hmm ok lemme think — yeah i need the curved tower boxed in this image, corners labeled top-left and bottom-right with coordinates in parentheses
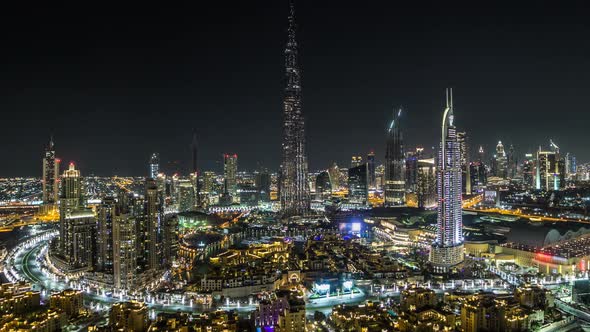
top-left (430, 89), bottom-right (464, 271)
top-left (384, 108), bottom-right (405, 206)
top-left (279, 0), bottom-right (310, 217)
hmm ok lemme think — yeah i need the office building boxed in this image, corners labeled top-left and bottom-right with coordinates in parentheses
top-left (145, 179), bottom-right (160, 271)
top-left (536, 142), bottom-right (565, 191)
top-left (430, 89), bottom-right (464, 271)
top-left (256, 170), bottom-right (271, 202)
top-left (494, 141), bottom-right (508, 178)
top-left (223, 154), bottom-right (238, 200)
top-left (367, 151), bottom-right (376, 189)
top-left (149, 153), bottom-right (159, 179)
top-left (315, 171), bottom-right (332, 200)
top-left (457, 131), bottom-right (471, 194)
top-left (348, 163), bottom-right (368, 204)
top-left (96, 197), bottom-right (116, 273)
top-left (113, 212), bottom-right (137, 290)
top-left (384, 108), bottom-right (405, 206)
top-left (42, 136), bottom-right (60, 205)
top-left (177, 180), bottom-right (195, 212)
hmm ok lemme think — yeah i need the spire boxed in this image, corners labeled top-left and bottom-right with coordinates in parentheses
top-left (48, 135), bottom-right (54, 150)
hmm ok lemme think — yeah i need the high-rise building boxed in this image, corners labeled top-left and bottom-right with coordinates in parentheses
top-left (328, 163), bottom-right (341, 190)
top-left (315, 171), bottom-right (332, 200)
top-left (145, 179), bottom-right (160, 270)
top-left (417, 158), bottom-right (437, 208)
top-left (202, 171), bottom-right (216, 194)
top-left (149, 153), bottom-right (159, 179)
top-left (223, 154), bottom-right (238, 200)
top-left (430, 89), bottom-right (464, 271)
top-left (493, 141), bottom-right (507, 178)
top-left (348, 163), bottom-right (368, 204)
top-left (113, 212), bottom-right (136, 290)
top-left (351, 156), bottom-right (362, 168)
top-left (59, 162), bottom-right (94, 268)
top-left (536, 144), bottom-right (565, 191)
top-left (42, 137), bottom-right (60, 205)
top-left (507, 144), bottom-right (517, 179)
top-left (161, 215), bottom-right (179, 267)
top-left (566, 152), bottom-right (577, 179)
top-left (470, 161), bottom-right (487, 191)
top-left (367, 151), bottom-right (376, 189)
top-left (384, 108), bottom-right (405, 206)
top-left (96, 197), bottom-right (116, 273)
top-left (457, 132), bottom-right (471, 194)
top-left (279, 1), bottom-right (310, 217)
top-left (256, 170), bottom-right (272, 202)
top-left (478, 146), bottom-right (485, 163)
top-left (522, 153), bottom-right (535, 188)
top-left (405, 148), bottom-right (424, 192)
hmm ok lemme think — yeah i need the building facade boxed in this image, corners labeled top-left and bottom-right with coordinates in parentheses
top-left (384, 108), bottom-right (405, 206)
top-left (430, 89), bottom-right (464, 271)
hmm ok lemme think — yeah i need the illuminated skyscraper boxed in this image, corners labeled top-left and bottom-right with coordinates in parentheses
top-left (177, 179), bottom-right (195, 212)
top-left (42, 136), bottom-right (60, 205)
top-left (457, 132), bottom-right (471, 195)
top-left (113, 212), bottom-right (136, 290)
top-left (523, 153), bottom-right (534, 188)
top-left (536, 141), bottom-right (565, 191)
top-left (97, 197), bottom-right (116, 273)
top-left (493, 141), bottom-right (507, 178)
top-left (223, 154), bottom-right (238, 200)
top-left (149, 153), bottom-right (159, 179)
top-left (145, 179), bottom-right (160, 270)
top-left (348, 163), bottom-right (368, 204)
top-left (384, 108), bottom-right (405, 206)
top-left (279, 0), bottom-right (310, 217)
top-left (367, 151), bottom-right (376, 189)
top-left (430, 89), bottom-right (464, 271)
top-left (57, 162), bottom-right (95, 270)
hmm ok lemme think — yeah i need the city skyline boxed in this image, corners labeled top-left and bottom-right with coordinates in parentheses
top-left (1, 1), bottom-right (590, 176)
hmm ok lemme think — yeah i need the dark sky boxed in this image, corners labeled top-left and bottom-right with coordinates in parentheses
top-left (2, 1), bottom-right (590, 177)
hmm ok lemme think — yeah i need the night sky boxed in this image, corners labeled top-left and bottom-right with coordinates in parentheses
top-left (2, 1), bottom-right (590, 177)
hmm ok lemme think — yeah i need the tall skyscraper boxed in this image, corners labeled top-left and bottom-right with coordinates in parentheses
top-left (279, 0), bottom-right (310, 217)
top-left (348, 163), bottom-right (368, 204)
top-left (523, 153), bottom-right (535, 188)
top-left (145, 179), bottom-right (160, 270)
top-left (97, 197), bottom-right (116, 273)
top-left (223, 154), bottom-right (238, 199)
top-left (256, 169), bottom-right (272, 202)
top-left (507, 144), bottom-right (516, 179)
top-left (384, 108), bottom-right (405, 206)
top-left (536, 143), bottom-right (565, 191)
top-left (113, 212), bottom-right (136, 290)
top-left (367, 151), bottom-right (376, 189)
top-left (42, 136), bottom-right (60, 205)
top-left (430, 89), bottom-right (464, 271)
top-left (494, 141), bottom-right (507, 178)
top-left (177, 179), bottom-right (195, 212)
top-left (57, 162), bottom-right (95, 270)
top-left (149, 153), bottom-right (159, 179)
top-left (457, 132), bottom-right (471, 195)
